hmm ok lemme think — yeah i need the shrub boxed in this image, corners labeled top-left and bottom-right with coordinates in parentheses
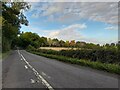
top-left (28, 48), bottom-right (119, 64)
top-left (26, 45), bottom-right (36, 51)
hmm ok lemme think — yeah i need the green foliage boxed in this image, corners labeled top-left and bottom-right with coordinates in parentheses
top-left (17, 31), bottom-right (119, 50)
top-left (39, 37), bottom-right (48, 47)
top-left (27, 50), bottom-right (120, 74)
top-left (30, 48), bottom-right (119, 64)
top-left (2, 37), bottom-right (11, 52)
top-left (18, 32), bottom-right (41, 48)
top-left (26, 45), bottom-right (35, 51)
top-left (2, 2), bottom-right (30, 52)
top-left (59, 40), bottom-right (65, 47)
top-left (52, 38), bottom-right (60, 47)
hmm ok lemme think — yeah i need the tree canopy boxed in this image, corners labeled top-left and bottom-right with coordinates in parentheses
top-left (2, 2), bottom-right (30, 52)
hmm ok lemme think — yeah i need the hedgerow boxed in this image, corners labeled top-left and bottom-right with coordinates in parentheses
top-left (28, 48), bottom-right (119, 64)
top-left (27, 50), bottom-right (120, 74)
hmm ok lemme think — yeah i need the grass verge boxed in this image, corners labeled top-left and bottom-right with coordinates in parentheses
top-left (1, 50), bottom-right (11, 60)
top-left (27, 50), bottom-right (120, 75)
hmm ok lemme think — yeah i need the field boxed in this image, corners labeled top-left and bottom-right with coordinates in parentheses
top-left (39, 47), bottom-right (79, 51)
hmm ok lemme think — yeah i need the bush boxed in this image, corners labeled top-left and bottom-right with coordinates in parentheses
top-left (32, 48), bottom-right (119, 64)
top-left (26, 45), bottom-right (36, 51)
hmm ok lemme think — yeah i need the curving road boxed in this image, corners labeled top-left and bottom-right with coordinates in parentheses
top-left (2, 50), bottom-right (119, 89)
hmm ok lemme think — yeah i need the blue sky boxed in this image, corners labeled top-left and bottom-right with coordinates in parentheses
top-left (21, 2), bottom-right (118, 44)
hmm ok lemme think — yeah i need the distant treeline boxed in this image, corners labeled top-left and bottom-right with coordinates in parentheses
top-left (19, 32), bottom-right (119, 65)
top-left (13, 32), bottom-right (119, 51)
top-left (22, 31), bottom-right (119, 65)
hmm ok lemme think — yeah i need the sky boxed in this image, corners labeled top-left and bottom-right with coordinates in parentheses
top-left (21, 2), bottom-right (119, 45)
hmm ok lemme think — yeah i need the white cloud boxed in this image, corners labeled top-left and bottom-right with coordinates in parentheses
top-left (48, 23), bottom-right (87, 40)
top-left (42, 6), bottom-right (61, 16)
top-left (64, 23), bottom-right (87, 30)
top-left (24, 24), bottom-right (86, 40)
top-left (30, 2), bottom-right (118, 24)
top-left (105, 26), bottom-right (118, 30)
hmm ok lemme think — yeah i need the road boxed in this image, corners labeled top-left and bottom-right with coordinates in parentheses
top-left (2, 50), bottom-right (119, 89)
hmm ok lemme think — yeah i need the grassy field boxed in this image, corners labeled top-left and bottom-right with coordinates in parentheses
top-left (39, 47), bottom-right (79, 51)
top-left (28, 50), bottom-right (120, 74)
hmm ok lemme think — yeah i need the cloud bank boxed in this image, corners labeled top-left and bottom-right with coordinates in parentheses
top-left (48, 24), bottom-right (87, 40)
top-left (30, 2), bottom-right (118, 24)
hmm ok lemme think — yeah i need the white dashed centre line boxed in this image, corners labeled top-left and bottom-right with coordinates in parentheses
top-left (42, 72), bottom-right (46, 76)
top-left (18, 50), bottom-right (54, 90)
top-left (30, 79), bottom-right (35, 84)
top-left (24, 65), bottom-right (28, 69)
top-left (42, 72), bottom-right (51, 79)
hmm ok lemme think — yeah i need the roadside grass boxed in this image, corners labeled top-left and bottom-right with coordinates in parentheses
top-left (1, 51), bottom-right (11, 60)
top-left (28, 50), bottom-right (120, 74)
top-left (0, 53), bottom-right (2, 60)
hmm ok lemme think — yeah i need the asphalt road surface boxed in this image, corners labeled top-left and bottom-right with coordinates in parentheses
top-left (2, 50), bottom-right (119, 89)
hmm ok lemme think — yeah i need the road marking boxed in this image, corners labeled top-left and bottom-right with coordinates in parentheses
top-left (42, 72), bottom-right (46, 76)
top-left (37, 80), bottom-right (40, 83)
top-left (42, 72), bottom-right (51, 79)
top-left (25, 65), bottom-right (28, 69)
top-left (18, 50), bottom-right (20, 55)
top-left (18, 50), bottom-right (54, 90)
top-left (30, 79), bottom-right (35, 84)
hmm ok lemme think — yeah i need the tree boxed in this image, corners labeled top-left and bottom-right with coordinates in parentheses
top-left (52, 38), bottom-right (59, 47)
top-left (2, 2), bottom-right (30, 52)
top-left (70, 40), bottom-right (75, 47)
top-left (18, 32), bottom-right (41, 48)
top-left (64, 41), bottom-right (69, 47)
top-left (105, 43), bottom-right (110, 47)
top-left (59, 40), bottom-right (65, 47)
top-left (39, 37), bottom-right (48, 47)
top-left (111, 43), bottom-right (115, 46)
top-left (76, 41), bottom-right (86, 48)
top-left (47, 38), bottom-right (53, 47)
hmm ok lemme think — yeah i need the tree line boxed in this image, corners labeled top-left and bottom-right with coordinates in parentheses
top-left (17, 32), bottom-right (120, 65)
top-left (14, 32), bottom-right (119, 51)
